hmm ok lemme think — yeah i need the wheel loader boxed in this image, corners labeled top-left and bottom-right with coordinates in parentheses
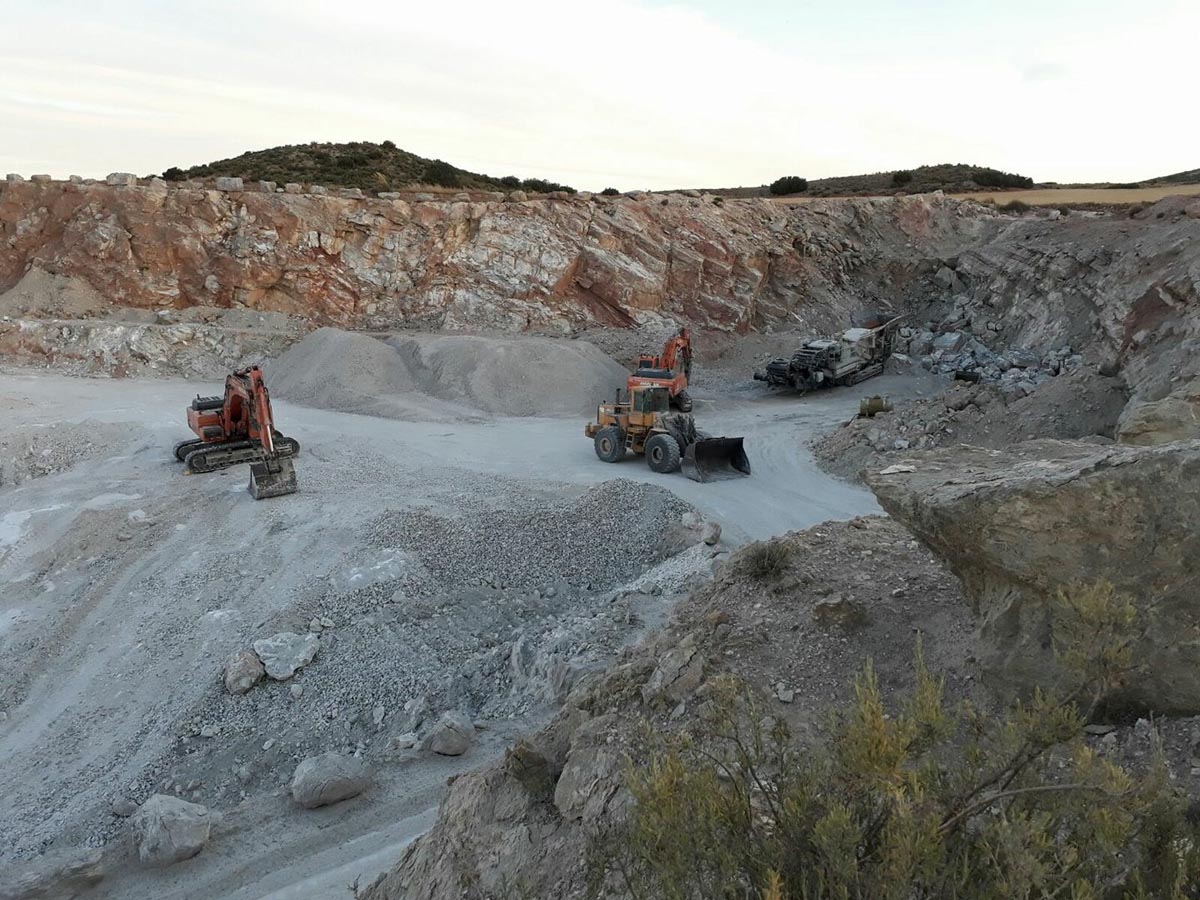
top-left (585, 384), bottom-right (750, 482)
top-left (173, 365), bottom-right (300, 499)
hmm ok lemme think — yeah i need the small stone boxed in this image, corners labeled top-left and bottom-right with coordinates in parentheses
top-left (262, 739), bottom-right (275, 751)
top-left (199, 724), bottom-right (217, 739)
top-left (132, 794), bottom-right (212, 865)
top-left (372, 704), bottom-right (386, 726)
top-left (776, 687), bottom-right (795, 703)
top-left (290, 683), bottom-right (304, 700)
top-left (700, 521), bottom-right (722, 546)
top-left (112, 798), bottom-right (138, 817)
top-left (1084, 724), bottom-right (1116, 735)
top-left (290, 752), bottom-right (370, 808)
top-left (390, 732), bottom-right (418, 750)
top-left (223, 649), bottom-right (265, 695)
top-left (309, 185), bottom-right (328, 195)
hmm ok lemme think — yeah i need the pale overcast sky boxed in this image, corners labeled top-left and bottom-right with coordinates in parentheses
top-left (2, 0), bottom-right (1196, 190)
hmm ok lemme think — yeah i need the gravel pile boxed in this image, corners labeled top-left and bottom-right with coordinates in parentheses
top-left (365, 478), bottom-right (691, 593)
top-left (116, 478), bottom-right (698, 833)
top-left (0, 420), bottom-right (134, 487)
top-left (267, 327), bottom-right (628, 420)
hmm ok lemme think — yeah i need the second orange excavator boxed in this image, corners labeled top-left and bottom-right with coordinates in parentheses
top-left (173, 365), bottom-right (300, 499)
top-left (627, 327), bottom-right (694, 411)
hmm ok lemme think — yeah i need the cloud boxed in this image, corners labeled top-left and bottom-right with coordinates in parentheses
top-left (1022, 62), bottom-right (1068, 83)
top-left (0, 0), bottom-right (1197, 187)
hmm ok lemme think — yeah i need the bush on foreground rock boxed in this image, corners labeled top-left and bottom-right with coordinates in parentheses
top-left (589, 582), bottom-right (1200, 900)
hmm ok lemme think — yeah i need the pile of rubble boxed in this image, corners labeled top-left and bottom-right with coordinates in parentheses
top-left (902, 325), bottom-right (1083, 394)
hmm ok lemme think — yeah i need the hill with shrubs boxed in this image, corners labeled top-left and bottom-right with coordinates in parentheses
top-left (163, 141), bottom-right (575, 194)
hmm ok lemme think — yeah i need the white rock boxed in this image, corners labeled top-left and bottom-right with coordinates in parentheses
top-left (700, 521), bottom-right (722, 546)
top-left (132, 794), bottom-right (212, 865)
top-left (420, 710), bottom-right (476, 756)
top-left (215, 176), bottom-right (244, 192)
top-left (290, 752), bottom-right (370, 808)
top-left (30, 174), bottom-right (52, 183)
top-left (105, 172), bottom-right (137, 187)
top-left (253, 632), bottom-right (319, 680)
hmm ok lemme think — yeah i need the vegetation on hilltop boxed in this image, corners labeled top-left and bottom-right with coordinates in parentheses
top-left (1147, 167), bottom-right (1200, 185)
top-left (699, 163), bottom-right (1037, 198)
top-left (164, 141), bottom-right (575, 194)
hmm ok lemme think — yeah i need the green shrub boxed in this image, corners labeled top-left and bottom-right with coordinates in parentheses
top-left (500, 175), bottom-right (521, 188)
top-left (422, 159), bottom-right (460, 188)
top-left (999, 199), bottom-right (1032, 214)
top-left (892, 170), bottom-right (913, 186)
top-left (381, 139), bottom-right (396, 150)
top-left (972, 168), bottom-right (1035, 189)
top-left (162, 166), bottom-right (186, 181)
top-left (739, 540), bottom-right (792, 581)
top-left (601, 187), bottom-right (620, 196)
top-left (521, 177), bottom-right (576, 194)
top-left (590, 583), bottom-right (1199, 899)
top-left (769, 176), bottom-right (808, 196)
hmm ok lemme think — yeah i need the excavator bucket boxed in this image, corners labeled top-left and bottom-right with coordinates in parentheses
top-left (248, 457), bottom-right (298, 500)
top-left (682, 437), bottom-right (751, 483)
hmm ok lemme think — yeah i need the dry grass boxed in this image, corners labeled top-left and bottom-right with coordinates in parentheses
top-left (772, 183), bottom-right (1200, 207)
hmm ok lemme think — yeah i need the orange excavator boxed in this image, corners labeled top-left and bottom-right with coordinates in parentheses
top-left (628, 327), bottom-right (694, 411)
top-left (173, 366), bottom-right (300, 499)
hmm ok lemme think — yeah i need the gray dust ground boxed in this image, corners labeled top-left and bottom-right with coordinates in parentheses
top-left (0, 363), bottom-right (943, 899)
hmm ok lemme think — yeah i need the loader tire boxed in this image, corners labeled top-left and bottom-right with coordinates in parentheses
top-left (674, 390), bottom-right (693, 412)
top-left (594, 426), bottom-right (626, 463)
top-left (645, 433), bottom-right (681, 474)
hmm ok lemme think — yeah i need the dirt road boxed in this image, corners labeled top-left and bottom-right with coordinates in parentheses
top-left (0, 367), bottom-right (936, 899)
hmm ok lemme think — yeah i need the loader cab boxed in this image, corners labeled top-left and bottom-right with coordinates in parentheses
top-left (631, 385), bottom-right (671, 415)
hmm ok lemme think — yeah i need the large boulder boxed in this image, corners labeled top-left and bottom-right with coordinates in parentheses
top-left (131, 794), bottom-right (213, 865)
top-left (420, 711), bottom-right (476, 756)
top-left (290, 752), bottom-right (370, 808)
top-left (867, 439), bottom-right (1200, 714)
top-left (1117, 379), bottom-right (1200, 446)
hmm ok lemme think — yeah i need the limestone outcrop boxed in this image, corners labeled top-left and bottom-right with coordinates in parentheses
top-left (867, 439), bottom-right (1200, 713)
top-left (1117, 377), bottom-right (1200, 445)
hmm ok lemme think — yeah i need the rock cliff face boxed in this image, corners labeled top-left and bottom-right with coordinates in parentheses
top-left (867, 439), bottom-right (1200, 714)
top-left (4, 181), bottom-right (1198, 396)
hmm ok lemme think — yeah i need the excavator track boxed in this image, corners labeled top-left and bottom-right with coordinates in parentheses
top-left (184, 437), bottom-right (300, 474)
top-left (174, 438), bottom-right (205, 462)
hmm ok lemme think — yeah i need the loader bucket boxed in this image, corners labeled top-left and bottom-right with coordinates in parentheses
top-left (248, 457), bottom-right (298, 499)
top-left (682, 437), bottom-right (751, 483)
